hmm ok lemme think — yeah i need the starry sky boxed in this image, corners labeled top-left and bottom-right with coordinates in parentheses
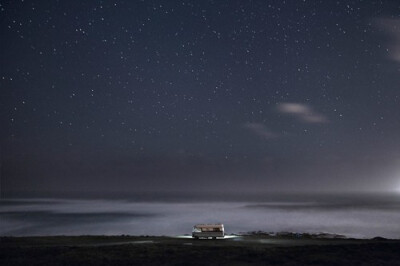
top-left (1, 0), bottom-right (400, 195)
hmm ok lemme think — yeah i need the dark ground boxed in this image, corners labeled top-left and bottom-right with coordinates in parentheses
top-left (1, 235), bottom-right (400, 265)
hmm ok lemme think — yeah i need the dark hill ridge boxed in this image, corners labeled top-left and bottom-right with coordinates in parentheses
top-left (241, 231), bottom-right (348, 239)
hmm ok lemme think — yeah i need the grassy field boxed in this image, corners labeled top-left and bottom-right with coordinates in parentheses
top-left (1, 235), bottom-right (400, 265)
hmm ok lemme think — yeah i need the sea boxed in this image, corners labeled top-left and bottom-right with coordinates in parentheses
top-left (1, 192), bottom-right (400, 239)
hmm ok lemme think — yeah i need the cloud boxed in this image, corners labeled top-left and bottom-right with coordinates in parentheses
top-left (375, 18), bottom-right (400, 62)
top-left (244, 123), bottom-right (278, 139)
top-left (276, 103), bottom-right (328, 123)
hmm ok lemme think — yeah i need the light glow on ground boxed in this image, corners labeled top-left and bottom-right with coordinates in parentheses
top-left (175, 235), bottom-right (240, 239)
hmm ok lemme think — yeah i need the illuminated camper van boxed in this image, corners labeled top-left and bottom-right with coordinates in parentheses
top-left (192, 224), bottom-right (224, 239)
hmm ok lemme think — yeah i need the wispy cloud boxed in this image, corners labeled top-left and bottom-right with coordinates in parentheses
top-left (375, 18), bottom-right (400, 62)
top-left (276, 103), bottom-right (328, 123)
top-left (244, 123), bottom-right (278, 139)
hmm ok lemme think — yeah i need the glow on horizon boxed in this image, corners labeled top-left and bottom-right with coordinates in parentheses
top-left (390, 179), bottom-right (400, 193)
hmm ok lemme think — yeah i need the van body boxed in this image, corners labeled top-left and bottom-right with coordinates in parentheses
top-left (192, 224), bottom-right (224, 239)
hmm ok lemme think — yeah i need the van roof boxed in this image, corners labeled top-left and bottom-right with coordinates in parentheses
top-left (194, 224), bottom-right (224, 229)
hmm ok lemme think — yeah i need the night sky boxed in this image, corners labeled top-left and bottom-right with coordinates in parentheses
top-left (1, 0), bottom-right (400, 195)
